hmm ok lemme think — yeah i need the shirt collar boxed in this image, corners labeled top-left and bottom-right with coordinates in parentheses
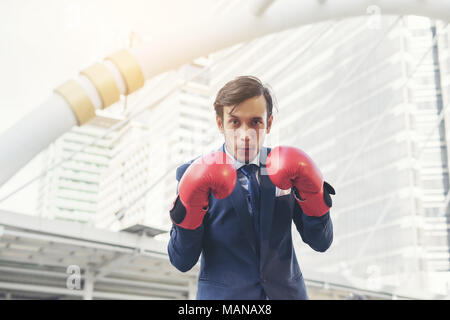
top-left (223, 143), bottom-right (260, 170)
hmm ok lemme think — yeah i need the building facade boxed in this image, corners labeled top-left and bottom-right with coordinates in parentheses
top-left (35, 15), bottom-right (450, 298)
top-left (37, 113), bottom-right (152, 232)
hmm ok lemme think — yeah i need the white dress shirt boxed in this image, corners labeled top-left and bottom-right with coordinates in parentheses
top-left (223, 144), bottom-right (290, 198)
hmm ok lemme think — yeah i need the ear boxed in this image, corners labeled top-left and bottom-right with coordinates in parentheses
top-left (216, 115), bottom-right (224, 134)
top-left (266, 114), bottom-right (273, 134)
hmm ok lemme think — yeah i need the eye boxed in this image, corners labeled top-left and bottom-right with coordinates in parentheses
top-left (252, 119), bottom-right (262, 125)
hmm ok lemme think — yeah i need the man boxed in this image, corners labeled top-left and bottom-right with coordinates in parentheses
top-left (168, 75), bottom-right (335, 299)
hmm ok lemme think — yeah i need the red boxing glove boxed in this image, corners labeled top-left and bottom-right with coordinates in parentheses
top-left (266, 146), bottom-right (335, 217)
top-left (170, 151), bottom-right (237, 229)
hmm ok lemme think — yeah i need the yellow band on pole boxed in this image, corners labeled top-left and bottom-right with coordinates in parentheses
top-left (106, 49), bottom-right (145, 95)
top-left (80, 63), bottom-right (120, 109)
top-left (54, 80), bottom-right (96, 126)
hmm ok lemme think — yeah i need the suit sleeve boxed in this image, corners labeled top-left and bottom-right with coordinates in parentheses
top-left (291, 191), bottom-right (333, 252)
top-left (167, 163), bottom-right (205, 272)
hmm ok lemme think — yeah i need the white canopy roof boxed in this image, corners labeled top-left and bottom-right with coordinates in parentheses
top-left (0, 210), bottom-right (198, 299)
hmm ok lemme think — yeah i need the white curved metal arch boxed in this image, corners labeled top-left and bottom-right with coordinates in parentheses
top-left (1, 0), bottom-right (450, 187)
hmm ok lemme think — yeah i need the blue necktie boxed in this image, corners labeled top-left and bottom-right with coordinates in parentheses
top-left (240, 164), bottom-right (260, 235)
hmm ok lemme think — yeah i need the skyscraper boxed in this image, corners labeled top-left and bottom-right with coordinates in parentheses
top-left (37, 113), bottom-right (152, 232)
top-left (171, 15), bottom-right (450, 298)
top-left (35, 14), bottom-right (450, 298)
top-left (144, 60), bottom-right (217, 231)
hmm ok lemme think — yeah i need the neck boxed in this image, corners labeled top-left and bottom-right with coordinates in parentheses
top-left (223, 143), bottom-right (260, 167)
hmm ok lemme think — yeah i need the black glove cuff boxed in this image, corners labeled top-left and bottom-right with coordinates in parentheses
top-left (293, 181), bottom-right (335, 208)
top-left (323, 181), bottom-right (335, 208)
top-left (169, 195), bottom-right (187, 225)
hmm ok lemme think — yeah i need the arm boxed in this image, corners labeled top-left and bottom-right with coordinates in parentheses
top-left (167, 167), bottom-right (205, 272)
top-left (267, 146), bottom-right (336, 252)
top-left (167, 152), bottom-right (237, 272)
top-left (292, 198), bottom-right (333, 252)
top-left (168, 219), bottom-right (205, 272)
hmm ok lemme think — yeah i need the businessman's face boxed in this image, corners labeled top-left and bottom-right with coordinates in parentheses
top-left (216, 95), bottom-right (273, 164)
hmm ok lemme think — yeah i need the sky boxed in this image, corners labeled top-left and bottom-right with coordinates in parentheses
top-left (0, 0), bottom-right (434, 215)
top-left (0, 0), bottom-right (225, 214)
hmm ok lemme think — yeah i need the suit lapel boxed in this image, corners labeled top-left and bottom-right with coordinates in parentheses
top-left (227, 178), bottom-right (258, 253)
top-left (259, 147), bottom-right (275, 241)
top-left (218, 144), bottom-right (276, 246)
top-left (219, 143), bottom-right (258, 254)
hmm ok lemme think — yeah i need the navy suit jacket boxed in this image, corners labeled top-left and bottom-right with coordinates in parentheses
top-left (167, 145), bottom-right (333, 300)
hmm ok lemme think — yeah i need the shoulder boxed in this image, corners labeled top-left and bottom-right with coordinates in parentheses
top-left (259, 146), bottom-right (272, 166)
top-left (176, 145), bottom-right (224, 181)
top-left (175, 156), bottom-right (200, 181)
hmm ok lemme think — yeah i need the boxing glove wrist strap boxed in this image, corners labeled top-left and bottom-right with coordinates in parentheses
top-left (169, 195), bottom-right (209, 230)
top-left (293, 181), bottom-right (335, 217)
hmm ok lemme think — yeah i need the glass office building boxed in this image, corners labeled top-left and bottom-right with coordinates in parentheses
top-left (216, 15), bottom-right (450, 298)
top-left (22, 14), bottom-right (450, 299)
top-left (142, 15), bottom-right (450, 298)
top-left (37, 114), bottom-right (152, 231)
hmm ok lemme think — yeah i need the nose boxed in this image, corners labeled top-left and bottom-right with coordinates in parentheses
top-left (238, 126), bottom-right (257, 145)
top-left (241, 135), bottom-right (250, 146)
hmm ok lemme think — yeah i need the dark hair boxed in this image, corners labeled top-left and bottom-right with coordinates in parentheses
top-left (213, 75), bottom-right (277, 122)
